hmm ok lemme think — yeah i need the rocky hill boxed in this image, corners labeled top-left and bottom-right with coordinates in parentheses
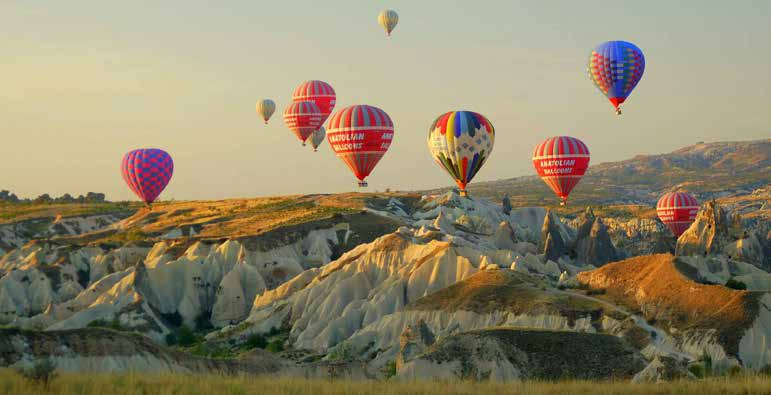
top-left (0, 177), bottom-right (768, 380)
top-left (423, 139), bottom-right (771, 206)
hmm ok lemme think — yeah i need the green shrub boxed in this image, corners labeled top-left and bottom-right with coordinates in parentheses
top-left (725, 278), bottom-right (747, 290)
top-left (160, 312), bottom-right (183, 327)
top-left (165, 332), bottom-right (178, 346)
top-left (176, 325), bottom-right (198, 347)
top-left (384, 360), bottom-right (397, 378)
top-left (16, 358), bottom-right (57, 388)
top-left (266, 340), bottom-right (284, 353)
top-left (194, 312), bottom-right (214, 331)
top-left (245, 334), bottom-right (267, 350)
top-left (86, 316), bottom-right (123, 330)
top-left (726, 365), bottom-right (744, 377)
top-left (688, 364), bottom-right (705, 379)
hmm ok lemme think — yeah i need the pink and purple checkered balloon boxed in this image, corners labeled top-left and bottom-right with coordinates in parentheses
top-left (121, 148), bottom-right (174, 205)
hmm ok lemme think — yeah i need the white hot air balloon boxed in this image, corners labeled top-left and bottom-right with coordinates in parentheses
top-left (309, 127), bottom-right (326, 152)
top-left (256, 99), bottom-right (276, 124)
top-left (378, 9), bottom-right (399, 37)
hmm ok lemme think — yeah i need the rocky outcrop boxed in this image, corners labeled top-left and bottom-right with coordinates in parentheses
top-left (575, 218), bottom-right (618, 266)
top-left (676, 201), bottom-right (742, 257)
top-left (632, 356), bottom-right (694, 383)
top-left (540, 210), bottom-right (566, 262)
top-left (501, 195), bottom-right (512, 215)
top-left (396, 320), bottom-right (435, 370)
top-left (676, 201), bottom-right (767, 270)
top-left (397, 328), bottom-right (646, 381)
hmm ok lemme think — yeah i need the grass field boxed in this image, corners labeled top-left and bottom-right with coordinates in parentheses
top-left (0, 370), bottom-right (769, 395)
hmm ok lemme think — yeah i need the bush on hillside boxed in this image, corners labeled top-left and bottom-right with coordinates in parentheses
top-left (16, 358), bottom-right (57, 388)
top-left (725, 278), bottom-right (747, 290)
top-left (245, 334), bottom-right (268, 350)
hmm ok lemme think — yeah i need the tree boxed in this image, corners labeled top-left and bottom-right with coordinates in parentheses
top-left (16, 358), bottom-right (58, 388)
top-left (33, 194), bottom-right (53, 204)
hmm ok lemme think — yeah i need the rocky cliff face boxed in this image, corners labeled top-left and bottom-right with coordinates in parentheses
top-left (677, 201), bottom-right (767, 270)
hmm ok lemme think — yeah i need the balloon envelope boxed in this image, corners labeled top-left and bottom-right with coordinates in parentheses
top-left (256, 99), bottom-right (276, 124)
top-left (657, 192), bottom-right (699, 237)
top-left (588, 41), bottom-right (645, 115)
top-left (284, 101), bottom-right (323, 144)
top-left (292, 81), bottom-right (336, 125)
top-left (310, 127), bottom-right (326, 151)
top-left (378, 9), bottom-right (399, 36)
top-left (427, 111), bottom-right (495, 196)
top-left (121, 148), bottom-right (174, 205)
top-left (532, 136), bottom-right (590, 205)
top-left (327, 105), bottom-right (393, 187)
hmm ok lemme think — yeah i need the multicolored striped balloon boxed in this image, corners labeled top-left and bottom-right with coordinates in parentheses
top-left (427, 111), bottom-right (495, 196)
top-left (532, 136), bottom-right (590, 205)
top-left (256, 99), bottom-right (276, 124)
top-left (378, 9), bottom-right (399, 36)
top-left (121, 148), bottom-right (173, 206)
top-left (327, 105), bottom-right (394, 187)
top-left (309, 127), bottom-right (326, 152)
top-left (588, 41), bottom-right (645, 115)
top-left (283, 101), bottom-right (322, 145)
top-left (292, 80), bottom-right (336, 125)
top-left (657, 192), bottom-right (699, 237)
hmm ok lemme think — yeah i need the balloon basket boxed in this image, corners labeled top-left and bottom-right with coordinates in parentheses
top-left (459, 190), bottom-right (468, 197)
top-left (358, 181), bottom-right (368, 188)
top-left (615, 108), bottom-right (622, 116)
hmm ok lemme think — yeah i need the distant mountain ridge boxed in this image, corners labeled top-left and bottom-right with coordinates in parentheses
top-left (423, 139), bottom-right (770, 206)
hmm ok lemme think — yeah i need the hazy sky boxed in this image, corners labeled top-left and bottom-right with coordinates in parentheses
top-left (2, 1), bottom-right (770, 200)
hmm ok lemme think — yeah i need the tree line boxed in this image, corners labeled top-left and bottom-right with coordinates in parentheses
top-left (0, 190), bottom-right (107, 204)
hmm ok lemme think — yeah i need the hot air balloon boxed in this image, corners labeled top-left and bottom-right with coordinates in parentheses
top-left (121, 148), bottom-right (173, 207)
top-left (427, 111), bottom-right (495, 197)
top-left (532, 136), bottom-right (590, 206)
top-left (309, 127), bottom-right (326, 152)
top-left (327, 105), bottom-right (394, 187)
top-left (292, 80), bottom-right (336, 125)
top-left (657, 192), bottom-right (699, 237)
top-left (378, 9), bottom-right (399, 36)
top-left (283, 101), bottom-right (323, 145)
top-left (587, 40), bottom-right (645, 115)
top-left (256, 99), bottom-right (276, 124)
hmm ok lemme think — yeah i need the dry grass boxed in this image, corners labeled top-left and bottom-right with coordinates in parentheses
top-left (106, 192), bottom-right (415, 240)
top-left (0, 202), bottom-right (138, 224)
top-left (0, 369), bottom-right (769, 395)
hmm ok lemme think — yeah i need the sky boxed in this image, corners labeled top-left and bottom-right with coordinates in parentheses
top-left (2, 1), bottom-right (770, 201)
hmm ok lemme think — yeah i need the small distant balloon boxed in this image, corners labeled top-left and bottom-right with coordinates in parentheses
top-left (378, 9), bottom-right (399, 36)
top-left (309, 127), bottom-right (326, 152)
top-left (256, 99), bottom-right (276, 124)
top-left (532, 136), bottom-right (590, 206)
top-left (427, 111), bottom-right (495, 197)
top-left (283, 101), bottom-right (323, 145)
top-left (657, 192), bottom-right (699, 237)
top-left (327, 105), bottom-right (394, 187)
top-left (588, 40), bottom-right (645, 115)
top-left (121, 148), bottom-right (174, 207)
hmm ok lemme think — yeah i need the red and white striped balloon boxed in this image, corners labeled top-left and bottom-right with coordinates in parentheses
top-left (283, 101), bottom-right (322, 145)
top-left (532, 136), bottom-right (591, 205)
top-left (292, 80), bottom-right (336, 125)
top-left (326, 105), bottom-right (394, 187)
top-left (657, 192), bottom-right (699, 237)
